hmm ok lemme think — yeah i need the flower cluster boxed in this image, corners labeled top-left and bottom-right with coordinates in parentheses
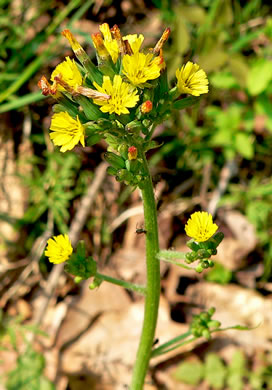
top-left (38, 23), bottom-right (208, 174)
top-left (184, 211), bottom-right (223, 273)
top-left (190, 308), bottom-right (221, 340)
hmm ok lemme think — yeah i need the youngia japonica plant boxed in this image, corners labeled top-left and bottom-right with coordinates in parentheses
top-left (40, 24), bottom-right (228, 389)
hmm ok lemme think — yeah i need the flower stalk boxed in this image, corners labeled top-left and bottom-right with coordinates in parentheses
top-left (130, 149), bottom-right (160, 389)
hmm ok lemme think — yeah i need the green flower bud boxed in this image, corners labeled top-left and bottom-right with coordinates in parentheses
top-left (118, 144), bottom-right (128, 160)
top-left (107, 166), bottom-right (117, 176)
top-left (89, 275), bottom-right (103, 290)
top-left (207, 320), bottom-right (221, 329)
top-left (116, 169), bottom-right (134, 183)
top-left (125, 120), bottom-right (142, 133)
top-left (86, 134), bottom-right (101, 146)
top-left (185, 252), bottom-right (198, 263)
top-left (104, 152), bottom-right (125, 169)
top-left (197, 249), bottom-right (210, 259)
top-left (201, 260), bottom-right (210, 269)
top-left (202, 329), bottom-right (211, 340)
top-left (212, 232), bottom-right (224, 247)
top-left (191, 327), bottom-right (202, 337)
top-left (207, 248), bottom-right (217, 256)
top-left (196, 264), bottom-right (204, 273)
top-left (199, 312), bottom-right (209, 322)
top-left (207, 307), bottom-right (216, 316)
top-left (74, 276), bottom-right (83, 283)
top-left (187, 239), bottom-right (200, 251)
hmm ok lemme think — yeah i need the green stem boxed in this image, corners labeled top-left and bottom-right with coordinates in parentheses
top-left (96, 272), bottom-right (146, 295)
top-left (158, 257), bottom-right (194, 271)
top-left (130, 150), bottom-right (160, 389)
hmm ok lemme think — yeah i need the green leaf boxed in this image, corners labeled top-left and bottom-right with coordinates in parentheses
top-left (199, 48), bottom-right (228, 72)
top-left (247, 58), bottom-right (272, 96)
top-left (227, 351), bottom-right (246, 390)
top-left (210, 71), bottom-right (237, 89)
top-left (174, 361), bottom-right (204, 385)
top-left (228, 55), bottom-right (249, 88)
top-left (234, 133), bottom-right (254, 159)
top-left (227, 373), bottom-right (244, 390)
top-left (205, 262), bottom-right (232, 284)
top-left (229, 350), bottom-right (247, 374)
top-left (204, 353), bottom-right (227, 388)
top-left (173, 96), bottom-right (199, 110)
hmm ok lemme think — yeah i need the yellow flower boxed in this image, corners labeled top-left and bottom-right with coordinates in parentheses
top-left (123, 34), bottom-right (144, 53)
top-left (122, 52), bottom-right (161, 86)
top-left (92, 75), bottom-right (139, 115)
top-left (99, 23), bottom-right (119, 64)
top-left (51, 57), bottom-right (82, 92)
top-left (185, 211), bottom-right (218, 242)
top-left (176, 62), bottom-right (209, 96)
top-left (49, 112), bottom-right (85, 152)
top-left (45, 234), bottom-right (73, 264)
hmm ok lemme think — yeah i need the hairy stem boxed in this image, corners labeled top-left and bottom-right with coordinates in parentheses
top-left (96, 272), bottom-right (146, 295)
top-left (130, 151), bottom-right (160, 389)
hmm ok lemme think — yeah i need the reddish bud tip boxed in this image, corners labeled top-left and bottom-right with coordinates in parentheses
top-left (141, 100), bottom-right (153, 114)
top-left (128, 146), bottom-right (138, 160)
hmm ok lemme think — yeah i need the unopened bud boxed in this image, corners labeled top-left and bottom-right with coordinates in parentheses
top-left (207, 307), bottom-right (216, 316)
top-left (111, 24), bottom-right (126, 56)
top-left (62, 29), bottom-right (82, 52)
top-left (141, 100), bottom-right (153, 113)
top-left (207, 320), bottom-right (221, 329)
top-left (153, 28), bottom-right (171, 54)
top-left (202, 329), bottom-right (211, 340)
top-left (104, 152), bottom-right (125, 169)
top-left (91, 32), bottom-right (110, 60)
top-left (196, 264), bottom-right (204, 273)
top-left (128, 146), bottom-right (138, 160)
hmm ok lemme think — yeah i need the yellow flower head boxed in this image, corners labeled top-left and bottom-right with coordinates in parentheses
top-left (122, 52), bottom-right (161, 86)
top-left (45, 234), bottom-right (73, 264)
top-left (176, 62), bottom-right (209, 96)
top-left (93, 75), bottom-right (139, 115)
top-left (50, 112), bottom-right (85, 152)
top-left (51, 57), bottom-right (82, 92)
top-left (185, 211), bottom-right (218, 242)
top-left (123, 34), bottom-right (144, 53)
top-left (99, 23), bottom-right (119, 64)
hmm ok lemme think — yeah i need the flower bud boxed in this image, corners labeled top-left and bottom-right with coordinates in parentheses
top-left (212, 232), bottom-right (224, 247)
top-left (207, 307), bottom-right (216, 316)
top-left (128, 146), bottom-right (138, 160)
top-left (104, 152), bottom-right (125, 169)
top-left (207, 320), bottom-right (221, 329)
top-left (107, 166), bottom-right (117, 176)
top-left (153, 28), bottom-right (171, 54)
top-left (125, 120), bottom-right (142, 133)
top-left (116, 169), bottom-right (134, 183)
top-left (91, 32), bottom-right (110, 61)
top-left (186, 239), bottom-right (200, 251)
top-left (195, 264), bottom-right (204, 273)
top-left (202, 329), bottom-right (211, 340)
top-left (141, 100), bottom-right (153, 114)
top-left (197, 249), bottom-right (210, 259)
top-left (89, 276), bottom-right (103, 290)
top-left (118, 144), bottom-right (128, 159)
